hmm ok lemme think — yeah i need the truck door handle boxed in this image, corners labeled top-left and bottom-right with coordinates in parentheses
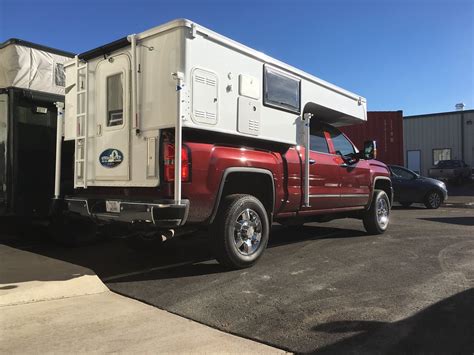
top-left (309, 159), bottom-right (316, 165)
top-left (340, 163), bottom-right (348, 168)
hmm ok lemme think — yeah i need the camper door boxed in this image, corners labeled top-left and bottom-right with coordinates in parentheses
top-left (95, 54), bottom-right (130, 181)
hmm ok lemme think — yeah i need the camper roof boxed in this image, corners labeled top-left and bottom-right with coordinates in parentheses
top-left (0, 38), bottom-right (75, 58)
top-left (76, 19), bottom-right (365, 105)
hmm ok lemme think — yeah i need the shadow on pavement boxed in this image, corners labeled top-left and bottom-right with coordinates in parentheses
top-left (0, 218), bottom-right (364, 283)
top-left (309, 288), bottom-right (474, 354)
top-left (419, 217), bottom-right (474, 226)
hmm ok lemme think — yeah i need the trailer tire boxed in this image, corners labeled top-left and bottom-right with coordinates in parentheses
top-left (48, 216), bottom-right (99, 247)
top-left (363, 189), bottom-right (390, 235)
top-left (212, 194), bottom-right (269, 269)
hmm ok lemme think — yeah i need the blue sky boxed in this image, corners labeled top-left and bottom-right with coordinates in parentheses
top-left (1, 0), bottom-right (472, 115)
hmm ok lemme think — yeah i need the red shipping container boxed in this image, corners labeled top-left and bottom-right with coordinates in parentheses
top-left (340, 111), bottom-right (404, 166)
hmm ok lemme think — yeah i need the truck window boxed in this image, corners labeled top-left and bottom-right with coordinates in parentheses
top-left (327, 126), bottom-right (355, 156)
top-left (263, 65), bottom-right (300, 113)
top-left (310, 126), bottom-right (329, 153)
top-left (107, 73), bottom-right (123, 127)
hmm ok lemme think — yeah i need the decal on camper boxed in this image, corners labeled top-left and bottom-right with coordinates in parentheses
top-left (99, 149), bottom-right (123, 168)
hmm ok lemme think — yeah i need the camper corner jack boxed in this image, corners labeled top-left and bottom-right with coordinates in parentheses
top-left (303, 112), bottom-right (314, 207)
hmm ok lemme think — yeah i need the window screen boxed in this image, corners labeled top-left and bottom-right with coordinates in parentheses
top-left (327, 126), bottom-right (355, 156)
top-left (310, 126), bottom-right (329, 153)
top-left (54, 63), bottom-right (65, 87)
top-left (433, 149), bottom-right (451, 166)
top-left (107, 73), bottom-right (123, 127)
top-left (264, 66), bottom-right (300, 113)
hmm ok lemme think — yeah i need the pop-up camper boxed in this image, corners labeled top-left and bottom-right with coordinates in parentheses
top-left (58, 19), bottom-right (391, 267)
top-left (0, 39), bottom-right (74, 218)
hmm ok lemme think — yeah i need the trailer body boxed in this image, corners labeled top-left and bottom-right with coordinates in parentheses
top-left (0, 39), bottom-right (74, 217)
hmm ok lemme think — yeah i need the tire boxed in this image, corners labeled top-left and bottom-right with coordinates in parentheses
top-left (363, 189), bottom-right (390, 235)
top-left (48, 216), bottom-right (99, 247)
top-left (400, 202), bottom-right (412, 208)
top-left (212, 194), bottom-right (269, 269)
top-left (424, 190), bottom-right (442, 209)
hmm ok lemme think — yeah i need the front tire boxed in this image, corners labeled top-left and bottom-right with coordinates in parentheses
top-left (363, 190), bottom-right (390, 235)
top-left (212, 194), bottom-right (269, 269)
top-left (424, 190), bottom-right (442, 209)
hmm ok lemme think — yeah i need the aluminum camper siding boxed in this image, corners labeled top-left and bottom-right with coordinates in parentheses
top-left (403, 110), bottom-right (474, 176)
top-left (340, 111), bottom-right (404, 166)
top-left (182, 20), bottom-right (367, 146)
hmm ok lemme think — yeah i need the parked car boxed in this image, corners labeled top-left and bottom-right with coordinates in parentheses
top-left (428, 160), bottom-right (471, 184)
top-left (389, 165), bottom-right (448, 209)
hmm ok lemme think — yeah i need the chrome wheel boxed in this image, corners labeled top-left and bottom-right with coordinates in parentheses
top-left (428, 192), bottom-right (441, 208)
top-left (233, 208), bottom-right (262, 256)
top-left (376, 198), bottom-right (389, 230)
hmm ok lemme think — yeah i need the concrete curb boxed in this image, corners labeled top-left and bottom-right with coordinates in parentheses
top-left (0, 245), bottom-right (108, 306)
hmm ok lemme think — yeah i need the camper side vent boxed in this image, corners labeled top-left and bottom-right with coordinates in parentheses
top-left (237, 97), bottom-right (260, 136)
top-left (192, 68), bottom-right (218, 125)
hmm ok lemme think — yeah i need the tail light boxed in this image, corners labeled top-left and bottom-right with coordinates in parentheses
top-left (163, 142), bottom-right (190, 182)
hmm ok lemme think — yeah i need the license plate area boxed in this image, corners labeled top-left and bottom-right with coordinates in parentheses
top-left (106, 200), bottom-right (121, 213)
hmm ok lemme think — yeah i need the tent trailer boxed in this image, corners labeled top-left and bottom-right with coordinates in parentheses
top-left (0, 39), bottom-right (74, 218)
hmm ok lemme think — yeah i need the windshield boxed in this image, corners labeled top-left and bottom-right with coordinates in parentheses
top-left (436, 160), bottom-right (461, 168)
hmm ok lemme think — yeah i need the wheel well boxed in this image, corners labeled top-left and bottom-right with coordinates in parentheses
top-left (374, 178), bottom-right (392, 204)
top-left (216, 171), bottom-right (274, 220)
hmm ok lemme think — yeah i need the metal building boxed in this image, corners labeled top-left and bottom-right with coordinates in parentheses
top-left (403, 109), bottom-right (474, 176)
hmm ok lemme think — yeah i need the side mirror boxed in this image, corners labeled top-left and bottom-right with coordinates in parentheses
top-left (363, 140), bottom-right (377, 160)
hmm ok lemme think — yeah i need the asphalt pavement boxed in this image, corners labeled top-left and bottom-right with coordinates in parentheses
top-left (2, 205), bottom-right (473, 354)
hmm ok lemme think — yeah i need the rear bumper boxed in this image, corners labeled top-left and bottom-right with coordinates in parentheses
top-left (64, 197), bottom-right (189, 228)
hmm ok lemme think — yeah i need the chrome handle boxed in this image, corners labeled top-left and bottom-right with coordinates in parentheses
top-left (309, 159), bottom-right (316, 165)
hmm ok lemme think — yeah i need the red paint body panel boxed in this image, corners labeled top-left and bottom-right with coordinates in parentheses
top-left (339, 111), bottom-right (404, 166)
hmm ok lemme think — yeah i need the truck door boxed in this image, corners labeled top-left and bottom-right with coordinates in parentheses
top-left (302, 123), bottom-right (341, 211)
top-left (326, 125), bottom-right (370, 208)
top-left (94, 54), bottom-right (130, 181)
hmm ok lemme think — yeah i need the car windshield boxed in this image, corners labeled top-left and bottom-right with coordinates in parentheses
top-left (436, 160), bottom-right (461, 168)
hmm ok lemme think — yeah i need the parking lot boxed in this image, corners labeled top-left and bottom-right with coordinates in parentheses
top-left (2, 203), bottom-right (473, 354)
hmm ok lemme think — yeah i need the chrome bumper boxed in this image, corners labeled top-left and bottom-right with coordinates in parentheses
top-left (65, 197), bottom-right (189, 228)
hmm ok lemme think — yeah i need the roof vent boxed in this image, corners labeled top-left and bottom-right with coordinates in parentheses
top-left (455, 103), bottom-right (465, 111)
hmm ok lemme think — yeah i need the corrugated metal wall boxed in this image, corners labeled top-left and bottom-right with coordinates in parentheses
top-left (403, 110), bottom-right (474, 176)
top-left (340, 111), bottom-right (404, 166)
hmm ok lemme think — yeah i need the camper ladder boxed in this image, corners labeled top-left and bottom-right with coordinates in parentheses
top-left (74, 57), bottom-right (89, 188)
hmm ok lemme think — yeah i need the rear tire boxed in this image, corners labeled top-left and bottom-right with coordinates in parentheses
top-left (424, 190), bottom-right (442, 209)
top-left (363, 190), bottom-right (390, 235)
top-left (211, 194), bottom-right (269, 269)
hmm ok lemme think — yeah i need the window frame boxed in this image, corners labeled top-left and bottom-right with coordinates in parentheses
top-left (105, 71), bottom-right (125, 130)
top-left (432, 148), bottom-right (451, 166)
top-left (262, 64), bottom-right (301, 114)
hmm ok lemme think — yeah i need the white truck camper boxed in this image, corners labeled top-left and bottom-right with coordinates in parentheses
top-left (58, 19), bottom-right (367, 236)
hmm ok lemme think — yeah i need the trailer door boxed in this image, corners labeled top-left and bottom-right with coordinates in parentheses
top-left (94, 55), bottom-right (130, 181)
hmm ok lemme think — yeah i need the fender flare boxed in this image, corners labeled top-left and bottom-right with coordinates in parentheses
top-left (369, 176), bottom-right (393, 209)
top-left (208, 167), bottom-right (275, 224)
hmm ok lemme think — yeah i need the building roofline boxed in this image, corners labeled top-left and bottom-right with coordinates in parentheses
top-left (0, 38), bottom-right (75, 57)
top-left (404, 109), bottom-right (474, 119)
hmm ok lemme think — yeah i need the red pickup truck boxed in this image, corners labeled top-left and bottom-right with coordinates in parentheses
top-left (63, 122), bottom-right (392, 269)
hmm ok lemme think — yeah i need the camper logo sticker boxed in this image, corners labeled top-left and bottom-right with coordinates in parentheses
top-left (99, 149), bottom-right (124, 168)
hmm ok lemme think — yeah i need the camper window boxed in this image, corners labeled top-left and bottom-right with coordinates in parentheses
top-left (263, 66), bottom-right (300, 113)
top-left (107, 73), bottom-right (124, 127)
top-left (54, 63), bottom-right (65, 87)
